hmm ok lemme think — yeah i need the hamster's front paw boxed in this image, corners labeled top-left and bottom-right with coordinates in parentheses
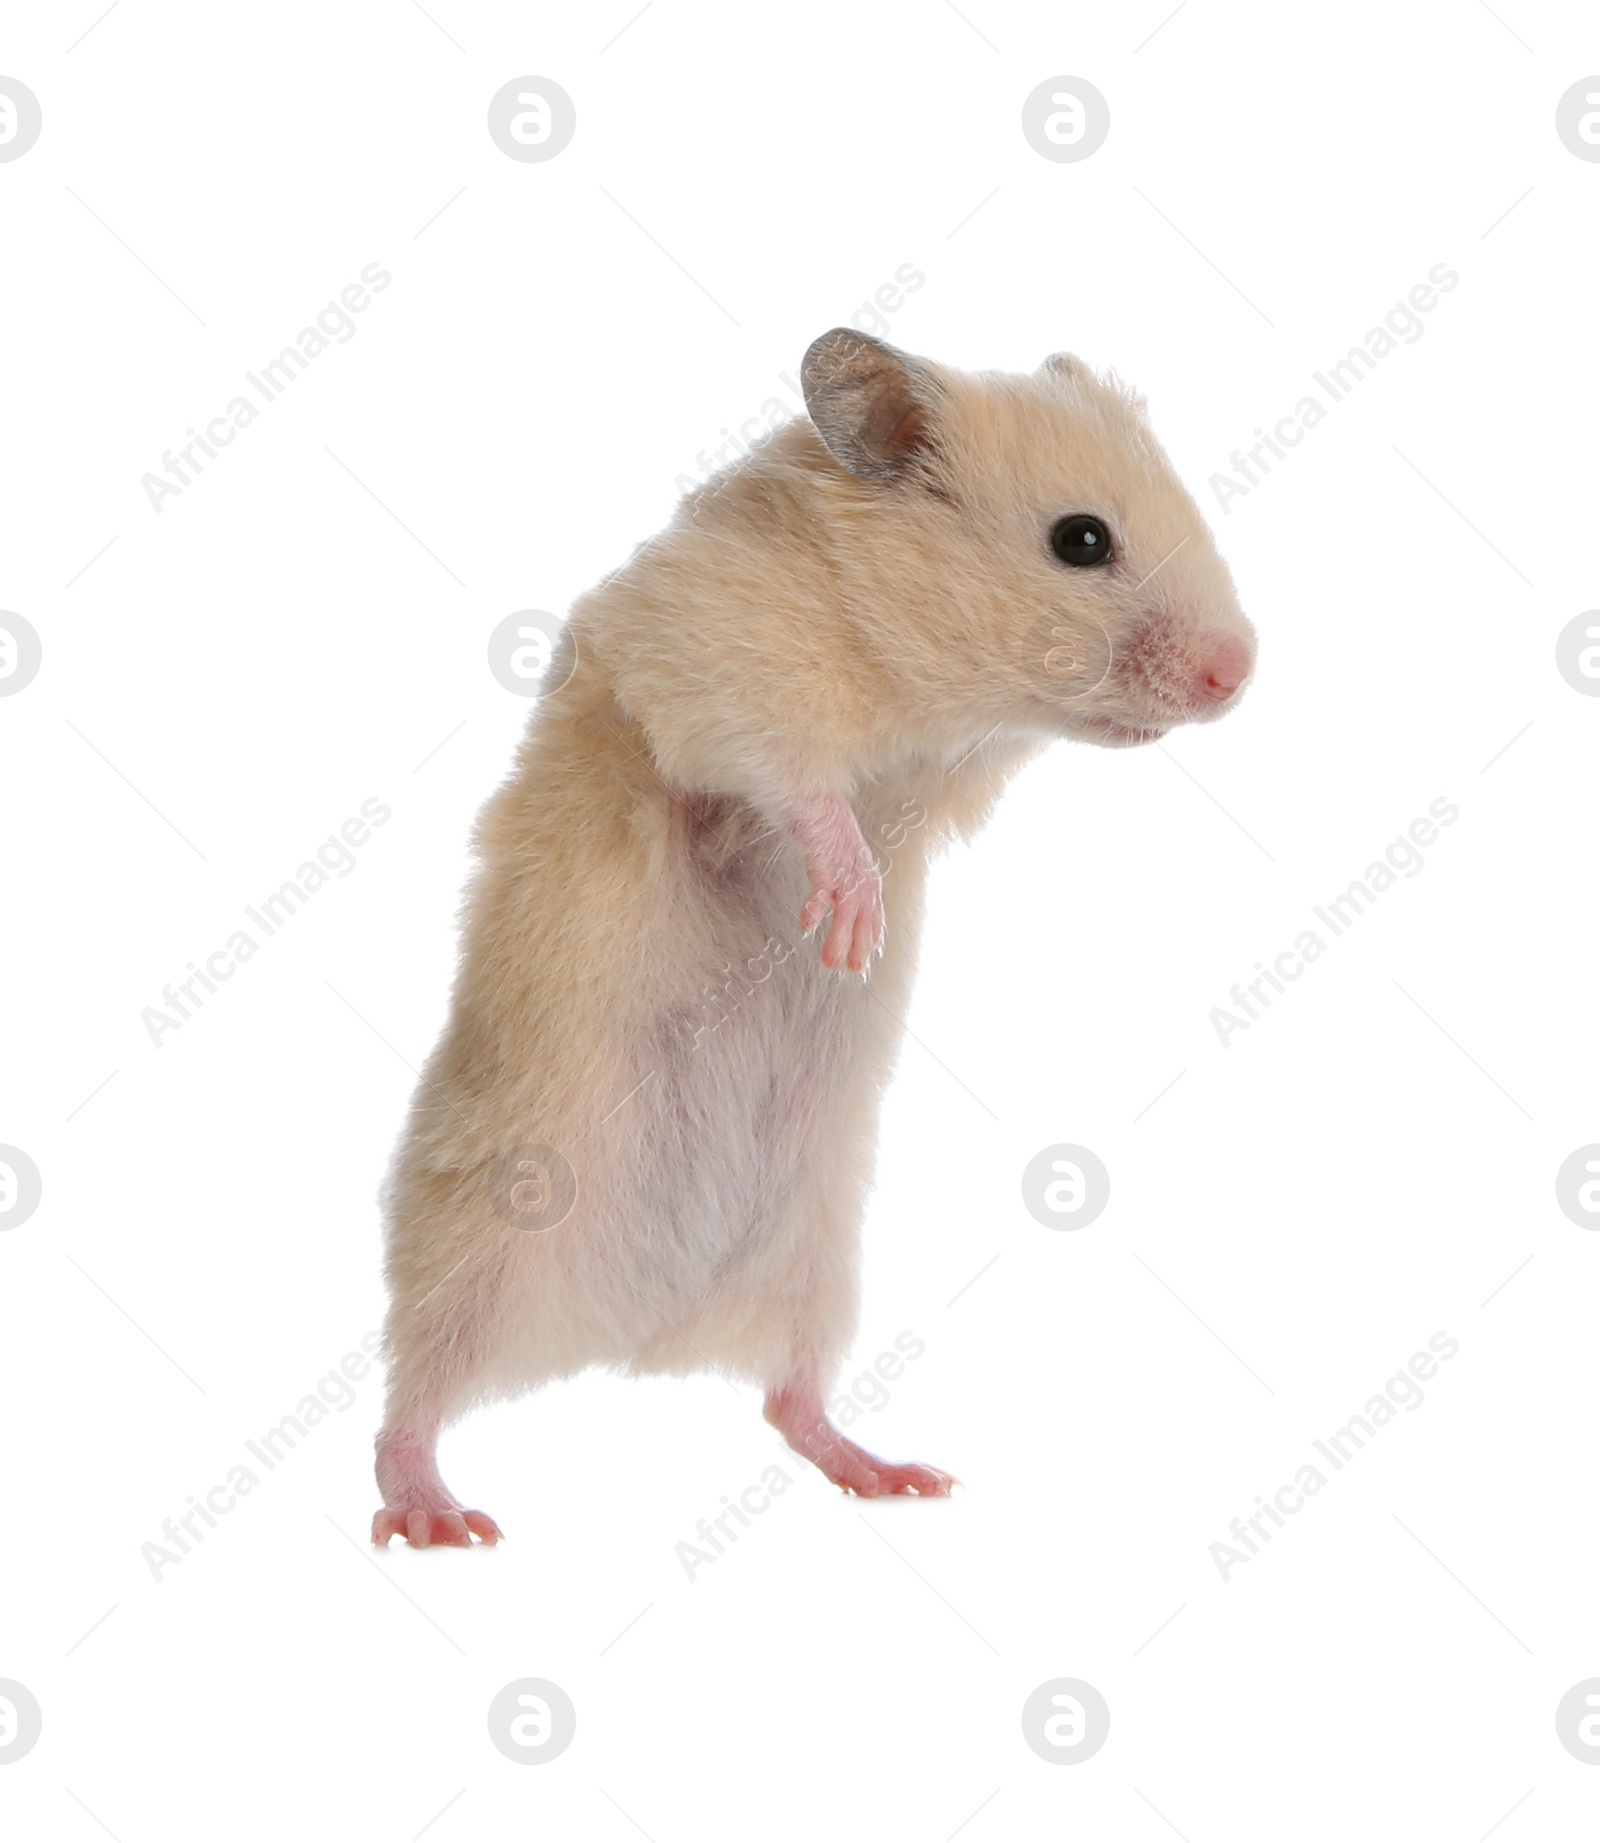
top-left (800, 860), bottom-right (884, 975)
top-left (791, 790), bottom-right (885, 975)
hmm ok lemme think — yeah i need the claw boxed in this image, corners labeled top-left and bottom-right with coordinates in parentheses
top-left (372, 1504), bottom-right (504, 1548)
top-left (789, 792), bottom-right (885, 976)
top-left (764, 1386), bottom-right (957, 1497)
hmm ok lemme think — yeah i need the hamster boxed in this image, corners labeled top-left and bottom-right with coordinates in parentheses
top-left (371, 329), bottom-right (1256, 1545)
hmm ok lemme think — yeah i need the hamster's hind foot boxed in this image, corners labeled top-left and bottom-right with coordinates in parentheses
top-left (372, 1423), bottom-right (502, 1547)
top-left (372, 1505), bottom-right (503, 1549)
top-left (764, 1385), bottom-right (957, 1498)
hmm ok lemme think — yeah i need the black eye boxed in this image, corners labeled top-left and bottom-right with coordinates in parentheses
top-left (1049, 513), bottom-right (1114, 568)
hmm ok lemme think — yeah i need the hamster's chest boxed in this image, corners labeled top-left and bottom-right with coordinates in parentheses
top-left (669, 800), bottom-right (866, 1065)
top-left (594, 790), bottom-right (931, 1286)
top-left (644, 794), bottom-right (922, 1143)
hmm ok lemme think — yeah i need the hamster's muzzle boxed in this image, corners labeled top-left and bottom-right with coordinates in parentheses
top-left (1196, 632), bottom-right (1254, 707)
top-left (1122, 610), bottom-right (1257, 724)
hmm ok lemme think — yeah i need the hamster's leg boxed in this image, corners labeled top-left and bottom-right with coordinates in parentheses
top-left (372, 1177), bottom-right (511, 1548)
top-left (763, 1384), bottom-right (956, 1498)
top-left (372, 1414), bottom-right (503, 1549)
top-left (759, 818), bottom-right (944, 1493)
top-left (791, 792), bottom-right (884, 975)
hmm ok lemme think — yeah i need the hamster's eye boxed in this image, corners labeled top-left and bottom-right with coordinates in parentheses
top-left (1049, 513), bottom-right (1114, 568)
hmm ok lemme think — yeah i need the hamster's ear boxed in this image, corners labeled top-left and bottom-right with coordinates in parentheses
top-left (1040, 351), bottom-right (1090, 383)
top-left (801, 328), bottom-right (940, 483)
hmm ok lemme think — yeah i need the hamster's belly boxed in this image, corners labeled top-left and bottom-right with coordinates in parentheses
top-left (604, 798), bottom-right (914, 1303)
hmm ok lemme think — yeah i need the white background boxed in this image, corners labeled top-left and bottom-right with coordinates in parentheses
top-left (3, 0), bottom-right (1598, 1836)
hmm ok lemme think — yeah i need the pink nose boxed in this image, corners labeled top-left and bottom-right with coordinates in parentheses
top-left (1198, 635), bottom-right (1252, 702)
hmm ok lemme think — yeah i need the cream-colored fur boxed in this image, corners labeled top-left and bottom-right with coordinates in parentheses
top-left (372, 331), bottom-right (1256, 1542)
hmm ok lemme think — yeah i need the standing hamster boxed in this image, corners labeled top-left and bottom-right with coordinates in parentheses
top-left (372, 329), bottom-right (1256, 1545)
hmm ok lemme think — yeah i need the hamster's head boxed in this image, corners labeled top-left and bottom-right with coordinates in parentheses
top-left (800, 328), bottom-right (1256, 748)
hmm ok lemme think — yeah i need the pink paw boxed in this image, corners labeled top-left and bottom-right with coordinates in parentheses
top-left (824, 1449), bottom-right (957, 1499)
top-left (765, 1388), bottom-right (957, 1497)
top-left (800, 861), bottom-right (885, 974)
top-left (372, 1506), bottom-right (502, 1548)
top-left (789, 790), bottom-right (885, 975)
